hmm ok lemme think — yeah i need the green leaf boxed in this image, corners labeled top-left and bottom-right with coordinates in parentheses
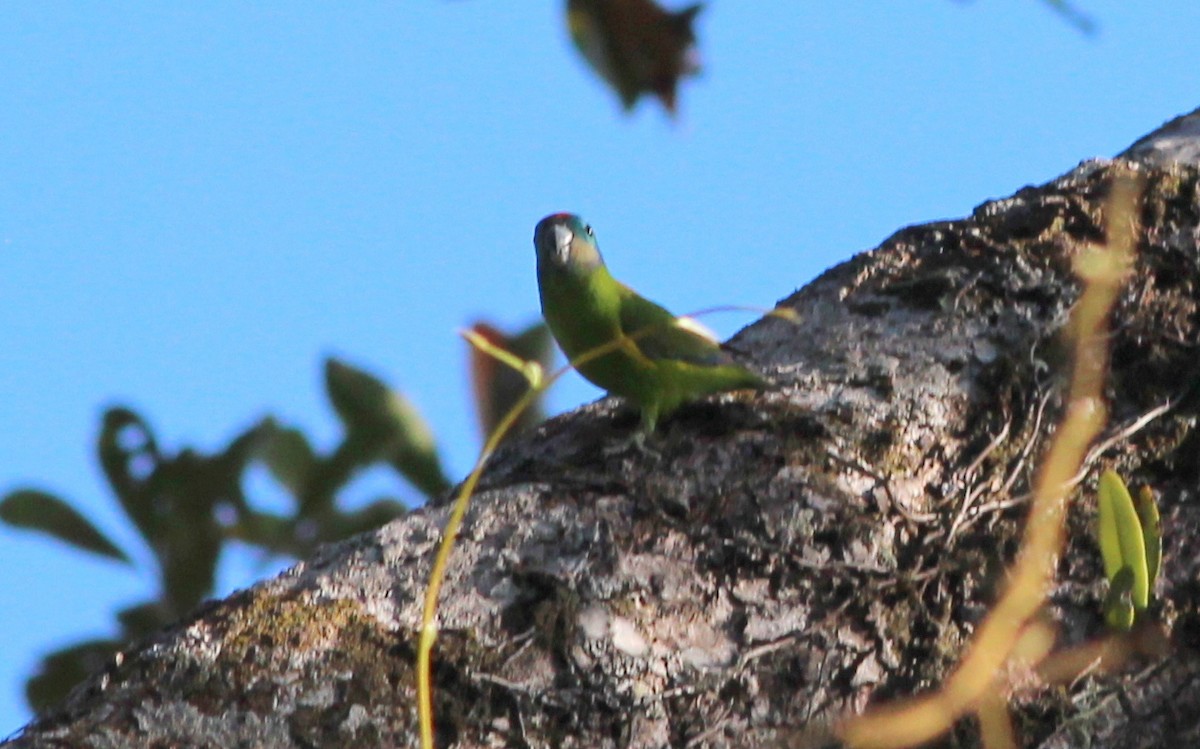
top-left (383, 392), bottom-right (451, 499)
top-left (258, 422), bottom-right (318, 495)
top-left (325, 357), bottom-right (395, 436)
top-left (325, 357), bottom-right (451, 498)
top-left (1102, 565), bottom-right (1136, 632)
top-left (0, 489), bottom-right (130, 564)
top-left (330, 499), bottom-right (407, 540)
top-left (1135, 485), bottom-right (1162, 593)
top-left (116, 601), bottom-right (169, 637)
top-left (1097, 470), bottom-right (1150, 610)
top-left (26, 638), bottom-right (122, 712)
top-left (227, 510), bottom-right (300, 556)
top-left (98, 406), bottom-right (162, 541)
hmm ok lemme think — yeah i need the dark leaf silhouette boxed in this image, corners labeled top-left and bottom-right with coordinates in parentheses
top-left (25, 639), bottom-right (122, 714)
top-left (566, 0), bottom-right (703, 114)
top-left (467, 320), bottom-right (553, 442)
top-left (0, 489), bottom-right (129, 564)
top-left (257, 421), bottom-right (318, 496)
top-left (324, 357), bottom-right (451, 499)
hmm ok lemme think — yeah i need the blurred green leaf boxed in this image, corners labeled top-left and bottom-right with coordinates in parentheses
top-left (1038, 0), bottom-right (1096, 34)
top-left (108, 416), bottom-right (269, 619)
top-left (325, 357), bottom-right (399, 439)
top-left (258, 421), bottom-right (318, 496)
top-left (26, 639), bottom-right (122, 713)
top-left (325, 357), bottom-right (451, 498)
top-left (98, 406), bottom-right (162, 542)
top-left (330, 498), bottom-right (407, 540)
top-left (0, 489), bottom-right (130, 564)
top-left (18, 364), bottom-right (447, 712)
top-left (383, 393), bottom-right (451, 499)
top-left (227, 509), bottom-right (300, 555)
top-left (116, 601), bottom-right (170, 638)
top-left (153, 448), bottom-right (234, 617)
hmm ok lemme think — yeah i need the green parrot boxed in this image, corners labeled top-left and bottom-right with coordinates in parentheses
top-left (534, 213), bottom-right (763, 434)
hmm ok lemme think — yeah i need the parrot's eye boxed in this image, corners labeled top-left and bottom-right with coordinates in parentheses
top-left (585, 225), bottom-right (594, 237)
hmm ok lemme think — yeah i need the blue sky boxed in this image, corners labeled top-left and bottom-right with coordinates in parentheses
top-left (1, 0), bottom-right (1197, 734)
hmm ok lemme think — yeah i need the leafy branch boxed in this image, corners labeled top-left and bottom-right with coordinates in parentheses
top-left (1, 322), bottom-right (551, 713)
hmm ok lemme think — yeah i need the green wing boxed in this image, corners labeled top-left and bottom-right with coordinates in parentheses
top-left (616, 283), bottom-right (732, 367)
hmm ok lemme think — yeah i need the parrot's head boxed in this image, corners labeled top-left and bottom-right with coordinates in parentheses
top-left (534, 213), bottom-right (605, 277)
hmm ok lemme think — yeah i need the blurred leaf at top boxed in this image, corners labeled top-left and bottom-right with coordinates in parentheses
top-left (953, 0), bottom-right (1096, 35)
top-left (566, 0), bottom-right (703, 115)
top-left (1038, 0), bottom-right (1097, 34)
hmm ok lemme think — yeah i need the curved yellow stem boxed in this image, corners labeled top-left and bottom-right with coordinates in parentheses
top-left (417, 328), bottom-right (654, 749)
top-left (840, 172), bottom-right (1141, 749)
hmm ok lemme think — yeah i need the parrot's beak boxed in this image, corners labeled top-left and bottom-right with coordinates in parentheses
top-left (553, 224), bottom-right (574, 266)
